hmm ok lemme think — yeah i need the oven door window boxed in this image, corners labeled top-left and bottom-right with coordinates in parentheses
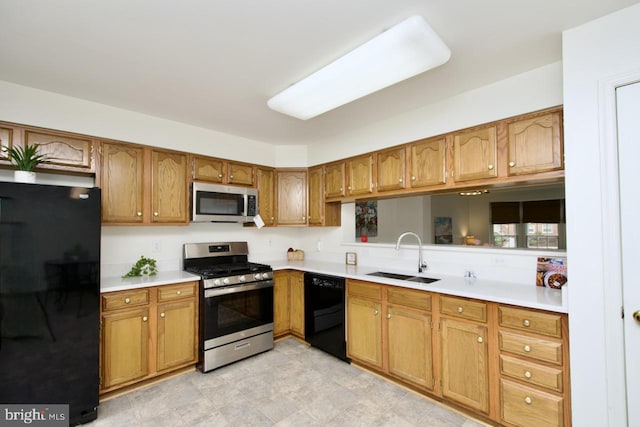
top-left (203, 285), bottom-right (274, 340)
top-left (196, 191), bottom-right (244, 216)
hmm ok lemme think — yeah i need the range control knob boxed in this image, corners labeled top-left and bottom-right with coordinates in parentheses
top-left (223, 278), bottom-right (230, 285)
top-left (254, 273), bottom-right (262, 280)
top-left (262, 272), bottom-right (270, 280)
top-left (213, 279), bottom-right (221, 286)
top-left (238, 275), bottom-right (246, 282)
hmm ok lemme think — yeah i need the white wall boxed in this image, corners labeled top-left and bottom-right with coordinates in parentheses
top-left (562, 3), bottom-right (640, 425)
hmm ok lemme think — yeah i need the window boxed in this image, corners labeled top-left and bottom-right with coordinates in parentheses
top-left (493, 223), bottom-right (517, 248)
top-left (526, 223), bottom-right (559, 249)
top-left (491, 199), bottom-right (564, 249)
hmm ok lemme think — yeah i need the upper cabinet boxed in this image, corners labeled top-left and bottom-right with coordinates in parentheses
top-left (256, 167), bottom-right (276, 226)
top-left (308, 165), bottom-right (341, 227)
top-left (453, 126), bottom-right (498, 183)
top-left (377, 146), bottom-right (406, 192)
top-left (100, 142), bottom-right (188, 225)
top-left (0, 126), bottom-right (15, 165)
top-left (506, 111), bottom-right (563, 176)
top-left (25, 130), bottom-right (96, 173)
top-left (325, 161), bottom-right (346, 199)
top-left (347, 154), bottom-right (374, 197)
top-left (407, 137), bottom-right (447, 188)
top-left (276, 169), bottom-right (307, 226)
top-left (192, 155), bottom-right (255, 187)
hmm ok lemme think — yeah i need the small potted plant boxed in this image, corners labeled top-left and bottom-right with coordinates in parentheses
top-left (1, 143), bottom-right (48, 183)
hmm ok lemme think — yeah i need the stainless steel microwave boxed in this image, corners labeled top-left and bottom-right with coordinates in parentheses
top-left (191, 182), bottom-right (258, 223)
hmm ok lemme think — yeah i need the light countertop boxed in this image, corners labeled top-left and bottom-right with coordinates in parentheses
top-left (269, 259), bottom-right (567, 313)
top-left (101, 271), bottom-right (200, 293)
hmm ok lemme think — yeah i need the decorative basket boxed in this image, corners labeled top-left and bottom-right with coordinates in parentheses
top-left (287, 250), bottom-right (304, 261)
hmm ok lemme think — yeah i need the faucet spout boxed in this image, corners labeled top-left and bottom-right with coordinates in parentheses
top-left (395, 231), bottom-right (427, 273)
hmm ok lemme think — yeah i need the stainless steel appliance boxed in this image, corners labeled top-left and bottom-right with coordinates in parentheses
top-left (304, 273), bottom-right (349, 362)
top-left (191, 182), bottom-right (258, 223)
top-left (183, 242), bottom-right (273, 372)
top-left (0, 182), bottom-right (101, 425)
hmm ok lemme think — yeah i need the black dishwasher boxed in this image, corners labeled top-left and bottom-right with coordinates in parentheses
top-left (304, 273), bottom-right (349, 362)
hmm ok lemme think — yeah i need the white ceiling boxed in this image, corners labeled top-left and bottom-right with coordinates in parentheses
top-left (0, 1), bottom-right (637, 145)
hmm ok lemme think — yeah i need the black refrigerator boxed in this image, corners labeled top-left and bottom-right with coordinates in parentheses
top-left (0, 182), bottom-right (101, 425)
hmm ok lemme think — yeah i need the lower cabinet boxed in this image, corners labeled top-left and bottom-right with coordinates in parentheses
top-left (100, 281), bottom-right (198, 394)
top-left (273, 270), bottom-right (304, 339)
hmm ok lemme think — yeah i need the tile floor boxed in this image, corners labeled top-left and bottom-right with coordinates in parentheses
top-left (90, 338), bottom-right (487, 426)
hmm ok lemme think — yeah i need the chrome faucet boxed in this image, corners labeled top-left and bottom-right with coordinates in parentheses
top-left (395, 231), bottom-right (427, 273)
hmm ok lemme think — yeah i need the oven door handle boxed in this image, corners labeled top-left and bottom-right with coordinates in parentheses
top-left (204, 280), bottom-right (274, 298)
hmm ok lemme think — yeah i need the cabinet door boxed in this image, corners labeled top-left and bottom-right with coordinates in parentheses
top-left (347, 154), bottom-right (374, 196)
top-left (101, 308), bottom-right (150, 389)
top-left (453, 126), bottom-right (498, 182)
top-left (25, 130), bottom-right (95, 172)
top-left (377, 147), bottom-right (406, 192)
top-left (0, 126), bottom-right (15, 166)
top-left (276, 170), bottom-right (307, 225)
top-left (101, 142), bottom-right (145, 223)
top-left (157, 299), bottom-right (197, 371)
top-left (308, 166), bottom-right (324, 225)
top-left (408, 137), bottom-right (446, 187)
top-left (387, 306), bottom-right (434, 390)
top-left (151, 150), bottom-right (188, 223)
top-left (228, 162), bottom-right (254, 186)
top-left (441, 318), bottom-right (489, 413)
top-left (347, 296), bottom-right (383, 369)
top-left (273, 271), bottom-right (290, 336)
top-left (193, 156), bottom-right (225, 183)
top-left (325, 161), bottom-right (346, 198)
top-left (256, 167), bottom-right (276, 226)
top-left (507, 112), bottom-right (563, 176)
top-left (289, 272), bottom-right (305, 337)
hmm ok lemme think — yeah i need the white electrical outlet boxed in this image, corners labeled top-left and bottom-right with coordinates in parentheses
top-left (151, 241), bottom-right (161, 254)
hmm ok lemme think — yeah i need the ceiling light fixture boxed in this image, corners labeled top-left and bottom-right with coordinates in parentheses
top-left (267, 15), bottom-right (451, 120)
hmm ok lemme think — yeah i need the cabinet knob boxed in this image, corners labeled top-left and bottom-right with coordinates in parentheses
top-left (176, 290), bottom-right (182, 295)
top-left (509, 161), bottom-right (516, 167)
top-left (348, 186), bottom-right (352, 190)
top-left (340, 187), bottom-right (343, 192)
top-left (373, 309), bottom-right (379, 316)
top-left (523, 319), bottom-right (530, 327)
top-left (387, 313), bottom-right (391, 319)
top-left (153, 211), bottom-right (159, 217)
top-left (524, 370), bottom-right (532, 379)
top-left (142, 316), bottom-right (148, 322)
top-left (487, 164), bottom-right (494, 171)
top-left (136, 212), bottom-right (142, 217)
top-left (229, 175), bottom-right (234, 180)
top-left (523, 344), bottom-right (531, 352)
top-left (411, 176), bottom-right (416, 181)
top-left (398, 178), bottom-right (403, 182)
top-left (477, 336), bottom-right (483, 343)
top-left (124, 298), bottom-right (131, 304)
top-left (457, 306), bottom-right (463, 313)
top-left (160, 312), bottom-right (165, 318)
top-left (218, 173), bottom-right (223, 178)
top-left (524, 396), bottom-right (533, 405)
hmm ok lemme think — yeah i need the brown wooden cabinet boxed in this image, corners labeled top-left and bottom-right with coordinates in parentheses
top-left (453, 126), bottom-right (498, 183)
top-left (377, 146), bottom-right (406, 192)
top-left (25, 130), bottom-right (96, 173)
top-left (347, 154), bottom-right (374, 197)
top-left (100, 142), bottom-right (188, 225)
top-left (273, 270), bottom-right (304, 339)
top-left (192, 156), bottom-right (255, 186)
top-left (347, 294), bottom-right (383, 368)
top-left (506, 111), bottom-right (563, 177)
top-left (407, 136), bottom-right (447, 188)
top-left (0, 125), bottom-right (16, 165)
top-left (308, 165), bottom-right (341, 227)
top-left (100, 282), bottom-right (198, 394)
top-left (325, 161), bottom-right (346, 199)
top-left (256, 167), bottom-right (276, 226)
top-left (276, 169), bottom-right (307, 225)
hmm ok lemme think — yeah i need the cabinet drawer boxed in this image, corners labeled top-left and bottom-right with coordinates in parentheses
top-left (387, 287), bottom-right (431, 311)
top-left (440, 296), bottom-right (487, 322)
top-left (102, 289), bottom-right (150, 311)
top-left (499, 306), bottom-right (562, 338)
top-left (501, 379), bottom-right (564, 427)
top-left (347, 280), bottom-right (382, 301)
top-left (500, 354), bottom-right (563, 392)
top-left (499, 330), bottom-right (563, 365)
top-left (158, 282), bottom-right (198, 302)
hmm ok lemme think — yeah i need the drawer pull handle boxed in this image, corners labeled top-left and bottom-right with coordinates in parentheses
top-left (142, 316), bottom-right (148, 322)
top-left (176, 290), bottom-right (182, 295)
top-left (523, 319), bottom-right (531, 327)
top-left (160, 313), bottom-right (165, 318)
top-left (524, 371), bottom-right (532, 379)
top-left (457, 306), bottom-right (463, 313)
top-left (523, 345), bottom-right (531, 352)
top-left (124, 298), bottom-right (131, 304)
top-left (524, 396), bottom-right (533, 405)
top-left (477, 336), bottom-right (483, 343)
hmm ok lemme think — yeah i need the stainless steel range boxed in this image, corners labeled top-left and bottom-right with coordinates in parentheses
top-left (183, 242), bottom-right (274, 372)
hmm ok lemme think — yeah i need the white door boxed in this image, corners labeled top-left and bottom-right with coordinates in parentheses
top-left (617, 81), bottom-right (640, 425)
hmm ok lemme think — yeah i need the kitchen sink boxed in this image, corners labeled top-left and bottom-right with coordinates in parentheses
top-left (367, 271), bottom-right (439, 284)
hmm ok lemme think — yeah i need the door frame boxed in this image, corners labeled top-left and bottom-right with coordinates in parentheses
top-left (596, 70), bottom-right (640, 426)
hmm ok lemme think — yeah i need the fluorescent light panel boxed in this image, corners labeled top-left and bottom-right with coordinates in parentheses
top-left (267, 15), bottom-right (451, 120)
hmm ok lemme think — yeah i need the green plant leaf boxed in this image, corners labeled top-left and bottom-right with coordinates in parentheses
top-left (122, 256), bottom-right (158, 278)
top-left (1, 143), bottom-right (48, 171)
